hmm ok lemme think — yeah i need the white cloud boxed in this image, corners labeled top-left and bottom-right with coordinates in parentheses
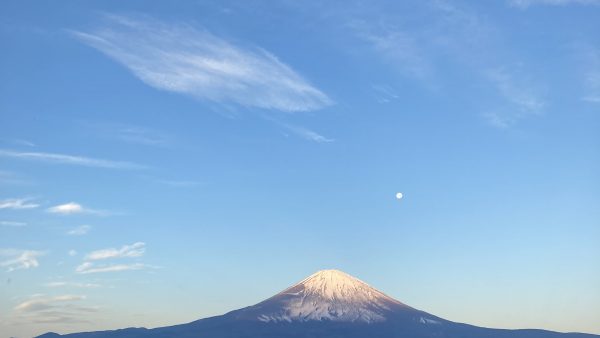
top-left (66, 225), bottom-right (92, 236)
top-left (68, 249), bottom-right (78, 256)
top-left (12, 294), bottom-right (97, 324)
top-left (44, 281), bottom-right (101, 288)
top-left (72, 15), bottom-right (332, 112)
top-left (0, 149), bottom-right (145, 169)
top-left (0, 221), bottom-right (27, 227)
top-left (15, 295), bottom-right (86, 312)
top-left (75, 262), bottom-right (150, 274)
top-left (47, 202), bottom-right (104, 215)
top-left (509, 0), bottom-right (600, 8)
top-left (0, 197), bottom-right (39, 209)
top-left (85, 242), bottom-right (145, 260)
top-left (283, 124), bottom-right (334, 143)
top-left (48, 202), bottom-right (84, 214)
top-left (0, 249), bottom-right (45, 272)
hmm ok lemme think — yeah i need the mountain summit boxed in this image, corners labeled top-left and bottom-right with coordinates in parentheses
top-left (230, 269), bottom-right (413, 323)
top-left (37, 269), bottom-right (599, 338)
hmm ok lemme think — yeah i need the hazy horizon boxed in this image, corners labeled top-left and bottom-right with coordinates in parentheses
top-left (1, 1), bottom-right (599, 337)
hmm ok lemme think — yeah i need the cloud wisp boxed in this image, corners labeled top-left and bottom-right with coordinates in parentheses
top-left (0, 249), bottom-right (45, 272)
top-left (44, 281), bottom-right (101, 288)
top-left (88, 122), bottom-right (171, 146)
top-left (13, 294), bottom-right (97, 324)
top-left (85, 242), bottom-right (145, 260)
top-left (0, 149), bottom-right (145, 169)
top-left (341, 1), bottom-right (547, 128)
top-left (508, 0), bottom-right (600, 8)
top-left (282, 124), bottom-right (334, 143)
top-left (75, 242), bottom-right (153, 274)
top-left (580, 47), bottom-right (600, 103)
top-left (0, 197), bottom-right (39, 210)
top-left (72, 15), bottom-right (332, 112)
top-left (75, 262), bottom-right (150, 274)
top-left (351, 22), bottom-right (433, 84)
top-left (0, 221), bottom-right (27, 227)
top-left (67, 225), bottom-right (92, 236)
top-left (483, 67), bottom-right (545, 128)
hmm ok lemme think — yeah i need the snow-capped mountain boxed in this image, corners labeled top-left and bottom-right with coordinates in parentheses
top-left (37, 269), bottom-right (599, 338)
top-left (230, 269), bottom-right (440, 324)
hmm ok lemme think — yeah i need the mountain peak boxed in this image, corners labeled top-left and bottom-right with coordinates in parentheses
top-left (296, 269), bottom-right (388, 302)
top-left (230, 269), bottom-right (412, 323)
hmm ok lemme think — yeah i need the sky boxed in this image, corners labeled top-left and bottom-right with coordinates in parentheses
top-left (0, 0), bottom-right (599, 337)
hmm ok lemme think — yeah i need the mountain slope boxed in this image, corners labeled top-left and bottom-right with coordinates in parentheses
top-left (36, 269), bottom-right (599, 338)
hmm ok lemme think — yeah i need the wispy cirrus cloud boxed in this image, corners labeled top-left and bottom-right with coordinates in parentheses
top-left (66, 225), bottom-right (92, 236)
top-left (13, 294), bottom-right (97, 324)
top-left (75, 262), bottom-right (150, 274)
top-left (44, 281), bottom-right (101, 288)
top-left (371, 84), bottom-right (400, 104)
top-left (0, 197), bottom-right (39, 210)
top-left (85, 242), bottom-right (145, 260)
top-left (0, 221), bottom-right (27, 227)
top-left (580, 46), bottom-right (600, 103)
top-left (88, 122), bottom-right (171, 146)
top-left (72, 15), bottom-right (332, 112)
top-left (282, 124), bottom-right (334, 143)
top-left (509, 0), bottom-right (600, 8)
top-left (76, 242), bottom-right (153, 274)
top-left (0, 149), bottom-right (145, 169)
top-left (351, 22), bottom-right (433, 83)
top-left (432, 1), bottom-right (546, 128)
top-left (112, 125), bottom-right (169, 145)
top-left (483, 67), bottom-right (545, 128)
top-left (0, 249), bottom-right (45, 272)
top-left (341, 1), bottom-right (546, 128)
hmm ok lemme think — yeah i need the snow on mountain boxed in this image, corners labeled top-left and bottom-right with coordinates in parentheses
top-left (35, 269), bottom-right (600, 338)
top-left (231, 269), bottom-right (414, 323)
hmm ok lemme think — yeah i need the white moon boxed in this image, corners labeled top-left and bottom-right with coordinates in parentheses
top-left (396, 192), bottom-right (403, 200)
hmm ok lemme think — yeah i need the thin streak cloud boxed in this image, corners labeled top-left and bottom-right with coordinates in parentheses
top-left (67, 225), bottom-right (92, 236)
top-left (12, 294), bottom-right (97, 325)
top-left (0, 198), bottom-right (39, 210)
top-left (0, 149), bottom-right (145, 169)
top-left (44, 282), bottom-right (101, 288)
top-left (0, 221), bottom-right (27, 227)
top-left (509, 0), bottom-right (600, 8)
top-left (283, 124), bottom-right (334, 143)
top-left (85, 242), bottom-right (146, 261)
top-left (75, 262), bottom-right (150, 274)
top-left (72, 15), bottom-right (332, 112)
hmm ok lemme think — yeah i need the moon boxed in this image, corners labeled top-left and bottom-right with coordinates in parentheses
top-left (395, 192), bottom-right (403, 200)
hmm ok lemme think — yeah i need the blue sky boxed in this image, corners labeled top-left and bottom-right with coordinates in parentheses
top-left (1, 0), bottom-right (599, 337)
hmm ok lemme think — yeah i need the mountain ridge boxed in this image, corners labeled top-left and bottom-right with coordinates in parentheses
top-left (36, 269), bottom-right (600, 338)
